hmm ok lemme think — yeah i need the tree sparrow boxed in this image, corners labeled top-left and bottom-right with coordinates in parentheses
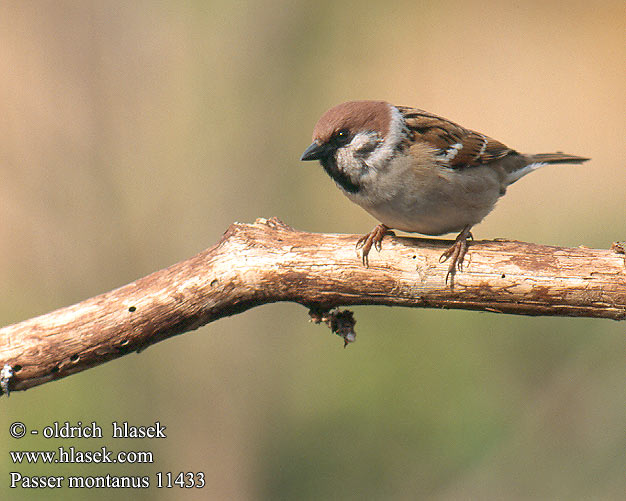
top-left (301, 100), bottom-right (589, 280)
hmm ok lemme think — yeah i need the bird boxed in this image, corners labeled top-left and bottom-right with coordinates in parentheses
top-left (300, 100), bottom-right (589, 281)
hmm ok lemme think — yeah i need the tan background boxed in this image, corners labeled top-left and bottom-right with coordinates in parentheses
top-left (1, 1), bottom-right (625, 499)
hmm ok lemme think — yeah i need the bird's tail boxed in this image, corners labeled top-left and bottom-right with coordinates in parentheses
top-left (529, 152), bottom-right (590, 164)
top-left (505, 152), bottom-right (589, 184)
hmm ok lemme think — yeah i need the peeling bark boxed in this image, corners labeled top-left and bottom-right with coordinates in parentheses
top-left (1, 217), bottom-right (625, 393)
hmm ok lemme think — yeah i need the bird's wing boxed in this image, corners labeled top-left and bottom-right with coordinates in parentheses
top-left (397, 106), bottom-right (516, 169)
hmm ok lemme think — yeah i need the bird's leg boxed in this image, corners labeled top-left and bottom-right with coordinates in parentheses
top-left (439, 225), bottom-right (473, 283)
top-left (356, 224), bottom-right (390, 267)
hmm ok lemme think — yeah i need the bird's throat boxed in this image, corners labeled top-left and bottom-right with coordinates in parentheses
top-left (320, 157), bottom-right (361, 194)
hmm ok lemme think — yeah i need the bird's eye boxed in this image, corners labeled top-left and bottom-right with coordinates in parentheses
top-left (334, 129), bottom-right (351, 145)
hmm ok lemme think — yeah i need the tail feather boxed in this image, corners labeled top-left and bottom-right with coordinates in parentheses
top-left (529, 152), bottom-right (590, 164)
top-left (506, 151), bottom-right (589, 184)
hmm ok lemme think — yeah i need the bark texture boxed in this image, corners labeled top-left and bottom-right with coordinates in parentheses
top-left (1, 217), bottom-right (625, 393)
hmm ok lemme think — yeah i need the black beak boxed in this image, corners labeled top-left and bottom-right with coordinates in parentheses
top-left (300, 141), bottom-right (327, 161)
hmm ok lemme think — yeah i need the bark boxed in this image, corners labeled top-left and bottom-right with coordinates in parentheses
top-left (1, 217), bottom-right (625, 393)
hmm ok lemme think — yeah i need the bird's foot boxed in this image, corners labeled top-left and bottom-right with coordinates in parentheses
top-left (439, 225), bottom-right (473, 283)
top-left (356, 224), bottom-right (390, 267)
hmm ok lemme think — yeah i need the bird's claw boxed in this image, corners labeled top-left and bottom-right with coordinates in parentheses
top-left (440, 226), bottom-right (473, 284)
top-left (356, 224), bottom-right (389, 267)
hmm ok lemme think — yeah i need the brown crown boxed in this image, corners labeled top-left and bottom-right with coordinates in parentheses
top-left (312, 101), bottom-right (392, 143)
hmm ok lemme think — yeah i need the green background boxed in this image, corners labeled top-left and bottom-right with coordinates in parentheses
top-left (1, 1), bottom-right (625, 499)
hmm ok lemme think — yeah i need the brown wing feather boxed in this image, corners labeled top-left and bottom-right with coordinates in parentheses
top-left (397, 106), bottom-right (515, 169)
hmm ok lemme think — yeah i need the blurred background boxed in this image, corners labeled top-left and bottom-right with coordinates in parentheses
top-left (1, 1), bottom-right (625, 499)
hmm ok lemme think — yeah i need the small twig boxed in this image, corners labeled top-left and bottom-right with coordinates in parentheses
top-left (309, 307), bottom-right (356, 347)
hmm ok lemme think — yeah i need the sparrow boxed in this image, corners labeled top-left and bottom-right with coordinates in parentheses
top-left (300, 100), bottom-right (589, 280)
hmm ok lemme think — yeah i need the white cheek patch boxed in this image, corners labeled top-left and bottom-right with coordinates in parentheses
top-left (337, 105), bottom-right (407, 185)
top-left (349, 132), bottom-right (379, 153)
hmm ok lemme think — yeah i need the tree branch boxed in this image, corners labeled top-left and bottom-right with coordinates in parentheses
top-left (1, 217), bottom-right (625, 393)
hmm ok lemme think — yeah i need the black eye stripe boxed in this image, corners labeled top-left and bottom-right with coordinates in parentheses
top-left (355, 142), bottom-right (377, 156)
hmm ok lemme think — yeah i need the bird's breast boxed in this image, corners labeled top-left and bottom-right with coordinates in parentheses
top-left (345, 156), bottom-right (504, 235)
